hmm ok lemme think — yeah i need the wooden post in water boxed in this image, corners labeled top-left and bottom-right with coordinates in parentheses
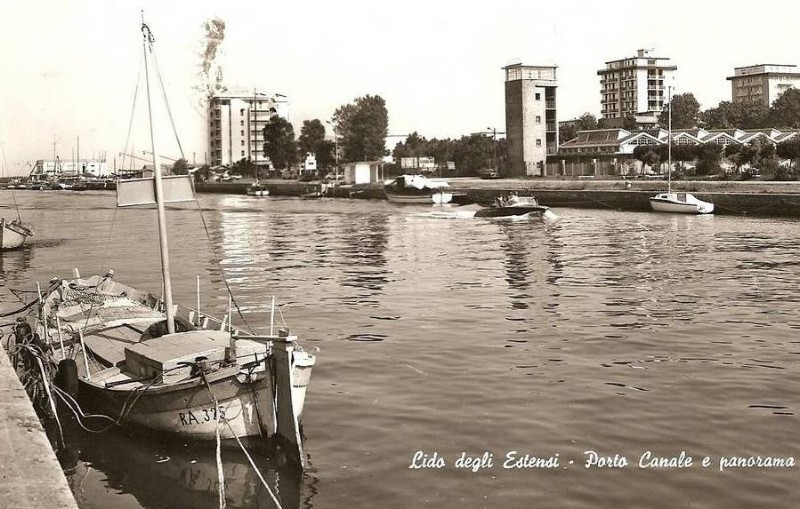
top-left (272, 329), bottom-right (306, 469)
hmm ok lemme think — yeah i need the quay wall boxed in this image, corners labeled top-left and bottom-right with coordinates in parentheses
top-left (193, 179), bottom-right (800, 217)
top-left (0, 331), bottom-right (78, 508)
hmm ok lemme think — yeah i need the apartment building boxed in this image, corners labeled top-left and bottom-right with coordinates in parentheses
top-left (503, 63), bottom-right (558, 177)
top-left (208, 90), bottom-right (289, 169)
top-left (727, 64), bottom-right (800, 107)
top-left (597, 49), bottom-right (676, 127)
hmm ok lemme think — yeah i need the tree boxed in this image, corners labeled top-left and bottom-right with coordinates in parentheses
top-left (559, 112), bottom-right (598, 143)
top-left (702, 100), bottom-right (769, 129)
top-left (314, 139), bottom-right (335, 170)
top-left (333, 95), bottom-right (389, 162)
top-left (194, 164), bottom-right (213, 182)
top-left (263, 117), bottom-right (298, 170)
top-left (298, 119), bottom-right (326, 157)
top-left (769, 88), bottom-right (800, 128)
top-left (231, 157), bottom-right (256, 178)
top-left (171, 158), bottom-right (189, 175)
top-left (694, 144), bottom-right (723, 175)
top-left (621, 114), bottom-right (638, 130)
top-left (658, 92), bottom-right (701, 129)
top-left (452, 134), bottom-right (494, 175)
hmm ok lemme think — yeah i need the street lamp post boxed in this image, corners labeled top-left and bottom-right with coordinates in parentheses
top-left (487, 127), bottom-right (497, 171)
top-left (325, 120), bottom-right (339, 181)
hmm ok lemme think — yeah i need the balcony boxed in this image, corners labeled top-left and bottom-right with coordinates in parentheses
top-left (545, 101), bottom-right (556, 109)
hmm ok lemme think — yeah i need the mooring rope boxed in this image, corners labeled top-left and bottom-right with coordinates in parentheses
top-left (199, 373), bottom-right (284, 509)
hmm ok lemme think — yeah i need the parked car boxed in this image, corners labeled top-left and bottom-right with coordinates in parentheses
top-left (480, 170), bottom-right (501, 179)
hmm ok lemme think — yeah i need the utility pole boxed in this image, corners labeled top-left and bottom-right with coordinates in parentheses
top-left (326, 120), bottom-right (339, 180)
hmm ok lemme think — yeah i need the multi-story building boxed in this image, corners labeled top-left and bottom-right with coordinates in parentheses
top-left (29, 159), bottom-right (109, 179)
top-left (503, 63), bottom-right (558, 177)
top-left (727, 64), bottom-right (800, 107)
top-left (597, 49), bottom-right (677, 127)
top-left (207, 90), bottom-right (289, 169)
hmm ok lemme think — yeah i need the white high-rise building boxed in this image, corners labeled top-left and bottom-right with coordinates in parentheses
top-left (207, 90), bottom-right (289, 169)
top-left (598, 49), bottom-right (676, 127)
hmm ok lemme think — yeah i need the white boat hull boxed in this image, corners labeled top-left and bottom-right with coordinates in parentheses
top-left (649, 193), bottom-right (714, 214)
top-left (246, 189), bottom-right (269, 197)
top-left (1, 219), bottom-right (32, 250)
top-left (385, 191), bottom-right (453, 204)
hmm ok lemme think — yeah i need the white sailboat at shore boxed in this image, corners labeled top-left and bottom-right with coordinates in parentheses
top-left (649, 86), bottom-right (714, 215)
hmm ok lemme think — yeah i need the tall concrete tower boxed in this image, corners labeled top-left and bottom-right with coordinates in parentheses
top-left (504, 64), bottom-right (558, 177)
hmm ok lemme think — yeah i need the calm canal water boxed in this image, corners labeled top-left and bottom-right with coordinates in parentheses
top-left (1, 190), bottom-right (799, 508)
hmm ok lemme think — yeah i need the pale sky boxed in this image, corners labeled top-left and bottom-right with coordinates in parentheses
top-left (1, 0), bottom-right (798, 175)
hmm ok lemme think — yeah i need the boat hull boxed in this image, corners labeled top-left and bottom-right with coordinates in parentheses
top-left (1, 219), bottom-right (32, 250)
top-left (385, 191), bottom-right (453, 204)
top-left (246, 189), bottom-right (269, 197)
top-left (35, 274), bottom-right (315, 443)
top-left (649, 193), bottom-right (714, 214)
top-left (78, 367), bottom-right (276, 439)
top-left (474, 205), bottom-right (549, 218)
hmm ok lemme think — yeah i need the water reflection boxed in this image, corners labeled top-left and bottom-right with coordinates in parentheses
top-left (54, 420), bottom-right (312, 509)
top-left (0, 246), bottom-right (31, 282)
top-left (338, 213), bottom-right (389, 301)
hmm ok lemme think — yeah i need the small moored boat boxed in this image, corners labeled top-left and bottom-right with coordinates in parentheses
top-left (1, 218), bottom-right (33, 250)
top-left (246, 182), bottom-right (269, 197)
top-left (649, 192), bottom-right (714, 214)
top-left (384, 174), bottom-right (453, 204)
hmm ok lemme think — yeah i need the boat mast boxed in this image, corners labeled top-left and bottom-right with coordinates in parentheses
top-left (253, 88), bottom-right (258, 182)
top-left (142, 16), bottom-right (176, 334)
top-left (667, 85), bottom-right (672, 194)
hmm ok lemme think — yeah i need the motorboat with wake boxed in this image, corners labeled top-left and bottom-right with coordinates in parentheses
top-left (474, 193), bottom-right (555, 219)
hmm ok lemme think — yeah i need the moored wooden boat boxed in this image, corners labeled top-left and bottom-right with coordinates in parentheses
top-left (31, 273), bottom-right (314, 445)
top-left (12, 18), bottom-right (316, 468)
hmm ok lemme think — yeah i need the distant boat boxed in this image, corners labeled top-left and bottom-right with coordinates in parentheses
top-left (475, 193), bottom-right (555, 219)
top-left (246, 181), bottom-right (269, 197)
top-left (650, 86), bottom-right (714, 215)
top-left (384, 174), bottom-right (453, 204)
top-left (1, 218), bottom-right (32, 250)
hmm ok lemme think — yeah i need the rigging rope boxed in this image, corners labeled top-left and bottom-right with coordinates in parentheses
top-left (151, 49), bottom-right (186, 161)
top-left (121, 50), bottom-right (144, 174)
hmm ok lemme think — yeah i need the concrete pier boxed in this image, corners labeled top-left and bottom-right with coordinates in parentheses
top-left (0, 347), bottom-right (77, 508)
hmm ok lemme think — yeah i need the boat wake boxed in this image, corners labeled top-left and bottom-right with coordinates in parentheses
top-left (413, 207), bottom-right (560, 222)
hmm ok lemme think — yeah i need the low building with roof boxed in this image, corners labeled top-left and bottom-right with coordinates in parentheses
top-left (552, 127), bottom-right (800, 176)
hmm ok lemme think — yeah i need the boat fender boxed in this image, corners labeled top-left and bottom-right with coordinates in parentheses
top-left (55, 359), bottom-right (79, 399)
